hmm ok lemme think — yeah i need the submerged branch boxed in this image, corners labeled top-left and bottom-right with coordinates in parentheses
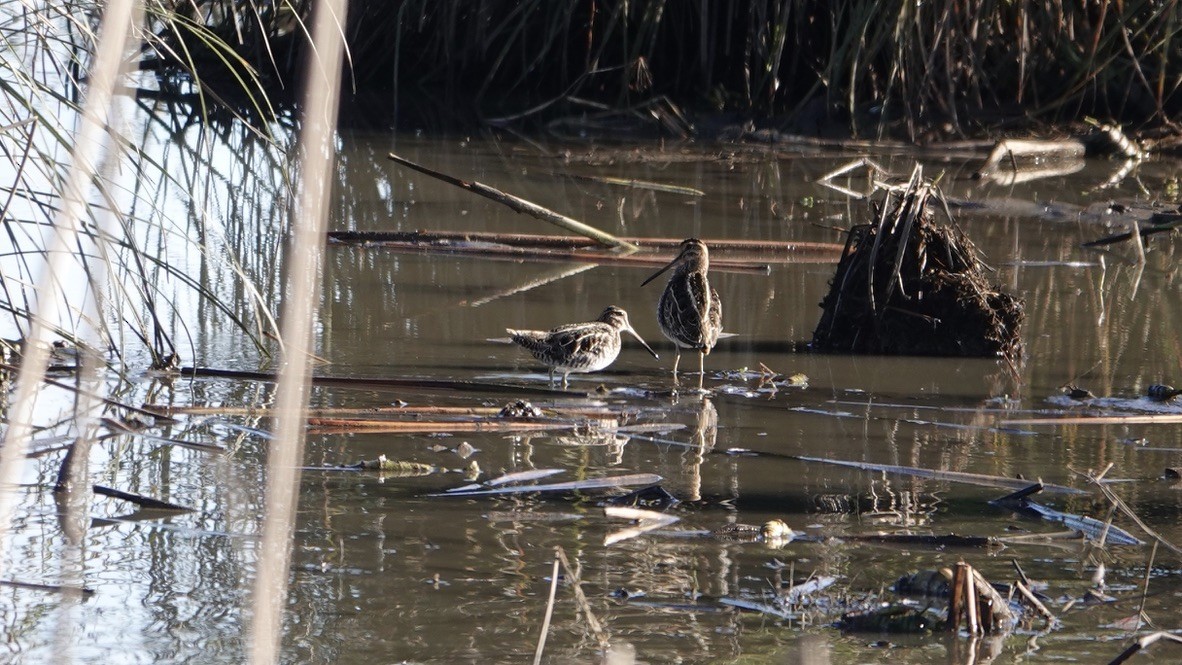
top-left (387, 153), bottom-right (638, 251)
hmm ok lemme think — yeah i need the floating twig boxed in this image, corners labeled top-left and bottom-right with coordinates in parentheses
top-left (1014, 580), bottom-right (1057, 626)
top-left (791, 455), bottom-right (1084, 494)
top-left (387, 153), bottom-right (638, 251)
top-left (603, 506), bottom-right (680, 545)
top-left (446, 468), bottom-right (566, 494)
top-left (179, 366), bottom-right (568, 396)
top-left (991, 484), bottom-right (1143, 546)
top-left (532, 554), bottom-right (561, 665)
top-left (328, 230), bottom-right (843, 270)
top-left (1002, 414), bottom-right (1182, 426)
top-left (93, 485), bottom-right (192, 512)
top-left (554, 546), bottom-right (609, 647)
top-left (0, 579), bottom-right (95, 596)
top-left (305, 417), bottom-right (584, 435)
top-left (433, 472), bottom-right (661, 497)
top-left (559, 173), bottom-right (705, 197)
top-left (1078, 469), bottom-right (1182, 556)
top-left (1108, 631), bottom-right (1182, 664)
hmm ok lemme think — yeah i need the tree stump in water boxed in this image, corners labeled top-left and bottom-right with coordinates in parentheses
top-left (811, 168), bottom-right (1023, 362)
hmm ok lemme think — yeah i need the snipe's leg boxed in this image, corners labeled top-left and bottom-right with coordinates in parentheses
top-left (697, 351), bottom-right (706, 390)
top-left (672, 349), bottom-right (682, 377)
top-left (561, 371), bottom-right (570, 389)
top-left (548, 368), bottom-right (556, 386)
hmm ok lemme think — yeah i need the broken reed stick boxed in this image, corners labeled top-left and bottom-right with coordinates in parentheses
top-left (963, 563), bottom-right (980, 634)
top-left (328, 229), bottom-right (843, 259)
top-left (143, 403), bottom-right (620, 419)
top-left (179, 366), bottom-right (568, 396)
top-left (971, 568), bottom-right (1014, 628)
top-left (387, 153), bottom-right (639, 252)
top-left (1014, 580), bottom-right (1057, 626)
top-left (533, 555), bottom-right (561, 665)
top-left (1002, 414), bottom-right (1182, 426)
top-left (0, 362), bottom-right (176, 422)
top-left (791, 455), bottom-right (1085, 494)
top-left (1108, 632), bottom-right (1182, 665)
top-left (92, 485), bottom-right (191, 511)
top-left (554, 546), bottom-right (609, 647)
top-left (948, 563), bottom-right (965, 633)
top-left (0, 579), bottom-right (95, 596)
top-left (1083, 470), bottom-right (1182, 556)
top-left (305, 419), bottom-right (583, 435)
top-left (334, 237), bottom-right (776, 272)
top-left (559, 173), bottom-right (705, 196)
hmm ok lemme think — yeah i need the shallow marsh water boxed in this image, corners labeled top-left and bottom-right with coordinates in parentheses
top-left (3, 133), bottom-right (1182, 663)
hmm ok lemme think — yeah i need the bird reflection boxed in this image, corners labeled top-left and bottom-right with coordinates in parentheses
top-left (679, 397), bottom-right (717, 501)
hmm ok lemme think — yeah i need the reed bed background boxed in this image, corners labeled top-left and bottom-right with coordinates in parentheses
top-left (137, 0), bottom-right (1182, 135)
top-left (1, 0), bottom-right (1181, 663)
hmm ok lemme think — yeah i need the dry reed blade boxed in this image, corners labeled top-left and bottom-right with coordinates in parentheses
top-left (248, 0), bottom-right (347, 661)
top-left (387, 153), bottom-right (638, 251)
top-left (532, 554), bottom-right (561, 665)
top-left (0, 0), bottom-right (139, 576)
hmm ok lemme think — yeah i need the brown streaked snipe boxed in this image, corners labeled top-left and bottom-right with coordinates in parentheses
top-left (507, 305), bottom-right (658, 388)
top-left (641, 238), bottom-right (722, 385)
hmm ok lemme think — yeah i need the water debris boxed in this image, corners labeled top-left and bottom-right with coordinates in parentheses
top-left (341, 455), bottom-right (437, 476)
top-left (791, 455), bottom-right (1085, 494)
top-left (712, 519), bottom-right (799, 545)
top-left (1084, 117), bottom-right (1148, 160)
top-left (558, 172), bottom-right (705, 197)
top-left (601, 484), bottom-right (680, 510)
top-left (1108, 632), bottom-right (1182, 664)
top-left (386, 152), bottom-right (639, 251)
top-left (1061, 384), bottom-right (1096, 400)
top-left (811, 166), bottom-right (1024, 363)
top-left (1081, 206), bottom-right (1182, 248)
top-left (498, 400), bottom-right (545, 418)
top-left (0, 579), bottom-right (95, 596)
top-left (305, 417), bottom-right (581, 435)
top-left (947, 562), bottom-right (1015, 634)
top-left (326, 229), bottom-right (843, 270)
top-left (837, 604), bottom-right (945, 634)
top-left (93, 485), bottom-right (192, 512)
top-left (990, 484), bottom-right (1144, 546)
top-left (973, 138), bottom-right (1086, 185)
top-left (445, 468), bottom-right (566, 493)
top-left (893, 569), bottom-right (953, 597)
top-left (603, 506), bottom-right (680, 545)
top-left (433, 472), bottom-right (662, 497)
top-left (1147, 384), bottom-right (1182, 402)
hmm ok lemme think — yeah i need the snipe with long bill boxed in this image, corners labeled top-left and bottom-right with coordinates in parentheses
top-left (641, 238), bottom-right (721, 386)
top-left (507, 305), bottom-right (658, 388)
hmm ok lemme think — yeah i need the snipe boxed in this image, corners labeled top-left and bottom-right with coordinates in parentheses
top-left (641, 238), bottom-right (722, 387)
top-left (507, 305), bottom-right (657, 387)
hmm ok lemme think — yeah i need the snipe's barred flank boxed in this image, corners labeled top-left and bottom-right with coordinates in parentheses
top-left (641, 238), bottom-right (722, 387)
top-left (1147, 384), bottom-right (1182, 401)
top-left (507, 305), bottom-right (658, 388)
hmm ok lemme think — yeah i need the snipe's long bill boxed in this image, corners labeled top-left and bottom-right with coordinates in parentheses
top-left (642, 238), bottom-right (722, 388)
top-left (507, 305), bottom-right (658, 388)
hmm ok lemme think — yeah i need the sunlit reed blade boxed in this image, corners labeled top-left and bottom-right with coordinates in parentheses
top-left (433, 472), bottom-right (662, 497)
top-left (0, 0), bottom-right (138, 598)
top-left (248, 0), bottom-right (349, 662)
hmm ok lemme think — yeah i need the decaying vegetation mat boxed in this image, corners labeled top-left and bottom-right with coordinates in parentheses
top-left (812, 168), bottom-right (1024, 362)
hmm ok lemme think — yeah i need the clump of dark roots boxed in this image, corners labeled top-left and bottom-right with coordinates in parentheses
top-left (811, 168), bottom-right (1023, 363)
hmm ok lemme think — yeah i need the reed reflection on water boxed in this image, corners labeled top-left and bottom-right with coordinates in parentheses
top-left (2, 121), bottom-right (1182, 663)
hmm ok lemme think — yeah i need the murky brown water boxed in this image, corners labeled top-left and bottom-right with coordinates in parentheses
top-left (4, 133), bottom-right (1182, 663)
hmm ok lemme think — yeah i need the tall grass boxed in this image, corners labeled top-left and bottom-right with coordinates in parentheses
top-left (0, 0), bottom-right (285, 370)
top-left (347, 1), bottom-right (1182, 134)
top-left (60, 1), bottom-right (1182, 136)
